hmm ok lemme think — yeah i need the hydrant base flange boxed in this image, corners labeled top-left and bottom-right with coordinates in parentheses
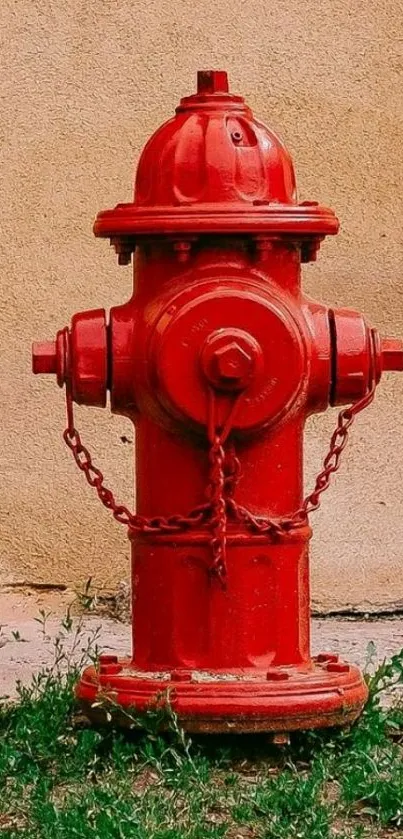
top-left (76, 658), bottom-right (368, 733)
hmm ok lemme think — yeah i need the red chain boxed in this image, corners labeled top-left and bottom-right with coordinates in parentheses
top-left (205, 435), bottom-right (228, 585)
top-left (228, 382), bottom-right (376, 538)
top-left (203, 389), bottom-right (244, 586)
top-left (63, 379), bottom-right (375, 584)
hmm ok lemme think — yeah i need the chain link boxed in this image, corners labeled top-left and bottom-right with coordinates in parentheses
top-left (300, 386), bottom-right (375, 517)
top-left (63, 392), bottom-right (211, 535)
top-left (63, 378), bottom-right (375, 584)
top-left (205, 435), bottom-right (228, 586)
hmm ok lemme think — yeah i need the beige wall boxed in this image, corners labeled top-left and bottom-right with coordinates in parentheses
top-left (1, 0), bottom-right (403, 611)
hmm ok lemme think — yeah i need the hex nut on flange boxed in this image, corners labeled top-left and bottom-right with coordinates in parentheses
top-left (213, 342), bottom-right (253, 383)
top-left (201, 329), bottom-right (262, 392)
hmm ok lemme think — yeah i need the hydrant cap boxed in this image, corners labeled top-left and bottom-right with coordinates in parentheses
top-left (94, 70), bottom-right (338, 240)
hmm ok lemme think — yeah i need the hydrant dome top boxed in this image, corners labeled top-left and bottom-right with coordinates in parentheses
top-left (94, 71), bottom-right (339, 240)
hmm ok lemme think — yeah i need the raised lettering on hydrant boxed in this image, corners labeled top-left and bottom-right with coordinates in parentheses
top-left (33, 71), bottom-right (403, 734)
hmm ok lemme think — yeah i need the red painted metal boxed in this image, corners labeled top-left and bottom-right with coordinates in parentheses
top-left (32, 71), bottom-right (403, 734)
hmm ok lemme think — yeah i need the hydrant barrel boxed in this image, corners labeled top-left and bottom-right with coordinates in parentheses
top-left (33, 70), bottom-right (403, 734)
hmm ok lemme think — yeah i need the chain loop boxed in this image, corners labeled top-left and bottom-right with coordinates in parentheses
top-left (62, 377), bottom-right (376, 584)
top-left (206, 435), bottom-right (228, 586)
top-left (299, 386), bottom-right (375, 518)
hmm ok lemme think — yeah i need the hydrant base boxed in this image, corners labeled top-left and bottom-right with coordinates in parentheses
top-left (76, 657), bottom-right (368, 734)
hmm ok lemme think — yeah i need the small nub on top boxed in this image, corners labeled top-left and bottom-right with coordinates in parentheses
top-left (197, 70), bottom-right (229, 95)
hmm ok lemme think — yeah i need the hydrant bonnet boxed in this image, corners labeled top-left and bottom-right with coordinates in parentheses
top-left (94, 70), bottom-right (339, 251)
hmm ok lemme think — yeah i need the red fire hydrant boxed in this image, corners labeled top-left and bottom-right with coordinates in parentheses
top-left (33, 71), bottom-right (403, 734)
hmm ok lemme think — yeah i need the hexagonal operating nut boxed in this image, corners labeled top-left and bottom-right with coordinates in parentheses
top-left (32, 341), bottom-right (58, 375)
top-left (32, 328), bottom-right (69, 388)
top-left (213, 341), bottom-right (253, 382)
top-left (380, 337), bottom-right (403, 372)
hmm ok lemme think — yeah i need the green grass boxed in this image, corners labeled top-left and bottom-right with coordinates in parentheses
top-left (0, 623), bottom-right (402, 838)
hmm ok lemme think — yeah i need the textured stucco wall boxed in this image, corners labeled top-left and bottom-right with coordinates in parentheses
top-left (1, 0), bottom-right (403, 610)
